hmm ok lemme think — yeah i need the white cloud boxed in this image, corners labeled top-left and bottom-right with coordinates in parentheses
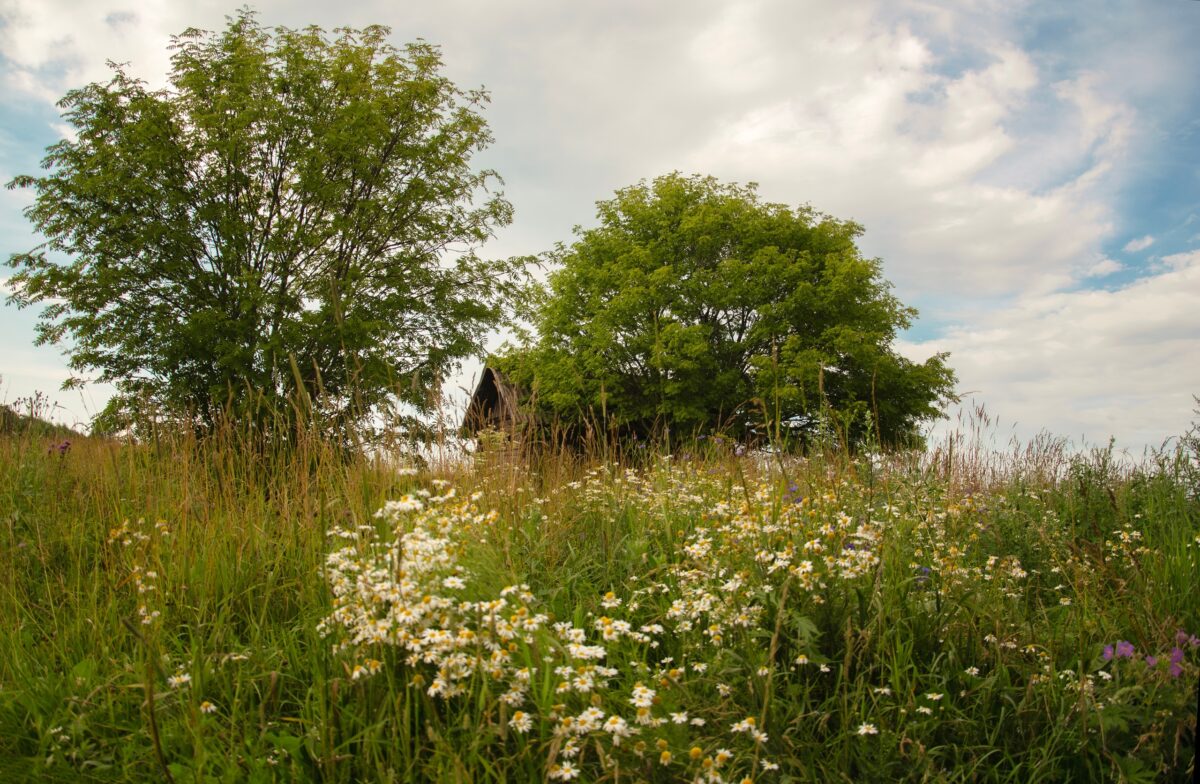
top-left (900, 251), bottom-right (1200, 451)
top-left (684, 24), bottom-right (1130, 299)
top-left (0, 2), bottom-right (179, 99)
top-left (1083, 258), bottom-right (1123, 278)
top-left (1122, 234), bottom-right (1154, 253)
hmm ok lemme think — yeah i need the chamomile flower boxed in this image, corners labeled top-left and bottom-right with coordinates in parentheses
top-left (509, 711), bottom-right (532, 733)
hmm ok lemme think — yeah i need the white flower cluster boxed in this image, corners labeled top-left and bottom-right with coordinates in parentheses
top-left (653, 487), bottom-right (882, 651)
top-left (319, 494), bottom-right (546, 704)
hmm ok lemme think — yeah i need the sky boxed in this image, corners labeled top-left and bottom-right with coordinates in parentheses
top-left (1, 0), bottom-right (1198, 453)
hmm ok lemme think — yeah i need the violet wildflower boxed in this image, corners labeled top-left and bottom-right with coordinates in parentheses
top-left (1102, 645), bottom-right (1114, 661)
top-left (1144, 655), bottom-right (1158, 667)
top-left (1167, 647), bottom-right (1185, 678)
top-left (1115, 641), bottom-right (1135, 659)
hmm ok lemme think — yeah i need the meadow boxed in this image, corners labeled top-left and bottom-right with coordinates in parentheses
top-left (1, 413), bottom-right (1197, 782)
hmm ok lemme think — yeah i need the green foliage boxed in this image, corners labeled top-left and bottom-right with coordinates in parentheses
top-left (6, 10), bottom-right (519, 436)
top-left (496, 173), bottom-right (956, 447)
top-left (0, 425), bottom-right (1197, 782)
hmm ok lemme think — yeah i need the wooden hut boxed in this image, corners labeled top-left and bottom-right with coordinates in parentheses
top-left (460, 367), bottom-right (528, 439)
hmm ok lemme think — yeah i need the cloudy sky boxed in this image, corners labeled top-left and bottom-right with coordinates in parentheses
top-left (2, 0), bottom-right (1198, 452)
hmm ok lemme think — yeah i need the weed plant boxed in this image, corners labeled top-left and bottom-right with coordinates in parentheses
top-left (0, 415), bottom-right (1197, 782)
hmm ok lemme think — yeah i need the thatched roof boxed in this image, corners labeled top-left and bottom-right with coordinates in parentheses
top-left (460, 367), bottom-right (528, 438)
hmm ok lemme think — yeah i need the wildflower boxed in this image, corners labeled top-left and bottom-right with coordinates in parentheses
top-left (509, 711), bottom-right (533, 733)
top-left (576, 706), bottom-right (605, 732)
top-left (199, 701), bottom-right (217, 714)
top-left (856, 723), bottom-right (879, 735)
top-left (916, 706), bottom-right (933, 715)
top-left (441, 576), bottom-right (466, 590)
top-left (601, 591), bottom-right (622, 609)
top-left (500, 686), bottom-right (526, 707)
top-left (167, 672), bottom-right (191, 688)
top-left (1114, 641), bottom-right (1135, 659)
top-left (925, 692), bottom-right (943, 701)
top-left (794, 654), bottom-right (809, 665)
top-left (629, 683), bottom-right (656, 708)
top-left (964, 666), bottom-right (980, 677)
top-left (659, 750), bottom-right (672, 765)
top-left (383, 495), bottom-right (423, 515)
top-left (548, 762), bottom-right (580, 780)
top-left (1169, 647), bottom-right (1185, 678)
top-left (670, 711), bottom-right (690, 724)
top-left (873, 686), bottom-right (892, 696)
top-left (1144, 655), bottom-right (1158, 667)
top-left (730, 717), bottom-right (756, 733)
top-left (1102, 644), bottom-right (1114, 661)
top-left (603, 715), bottom-right (634, 744)
top-left (716, 683), bottom-right (732, 697)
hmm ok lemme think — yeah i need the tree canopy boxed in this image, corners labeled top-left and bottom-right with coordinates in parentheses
top-left (496, 173), bottom-right (956, 447)
top-left (6, 10), bottom-right (518, 437)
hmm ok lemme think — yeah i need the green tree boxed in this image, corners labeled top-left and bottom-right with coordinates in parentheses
top-left (496, 173), bottom-right (955, 447)
top-left (6, 10), bottom-right (518, 438)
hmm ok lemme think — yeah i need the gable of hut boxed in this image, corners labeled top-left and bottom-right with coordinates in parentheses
top-left (461, 367), bottom-right (528, 438)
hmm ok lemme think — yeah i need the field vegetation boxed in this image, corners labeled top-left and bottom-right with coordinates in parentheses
top-left (1, 403), bottom-right (1197, 783)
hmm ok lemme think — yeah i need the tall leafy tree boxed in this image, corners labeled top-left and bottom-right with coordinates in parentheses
top-left (497, 173), bottom-right (955, 447)
top-left (6, 10), bottom-right (518, 436)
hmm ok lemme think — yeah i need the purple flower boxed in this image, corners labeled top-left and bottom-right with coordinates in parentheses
top-left (1169, 662), bottom-right (1183, 678)
top-left (1144, 655), bottom-right (1158, 667)
top-left (1115, 641), bottom-right (1135, 659)
top-left (1169, 647), bottom-right (1184, 664)
top-left (1102, 645), bottom-right (1114, 662)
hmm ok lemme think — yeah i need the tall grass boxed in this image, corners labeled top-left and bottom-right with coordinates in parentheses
top-left (0, 414), bottom-right (1196, 782)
